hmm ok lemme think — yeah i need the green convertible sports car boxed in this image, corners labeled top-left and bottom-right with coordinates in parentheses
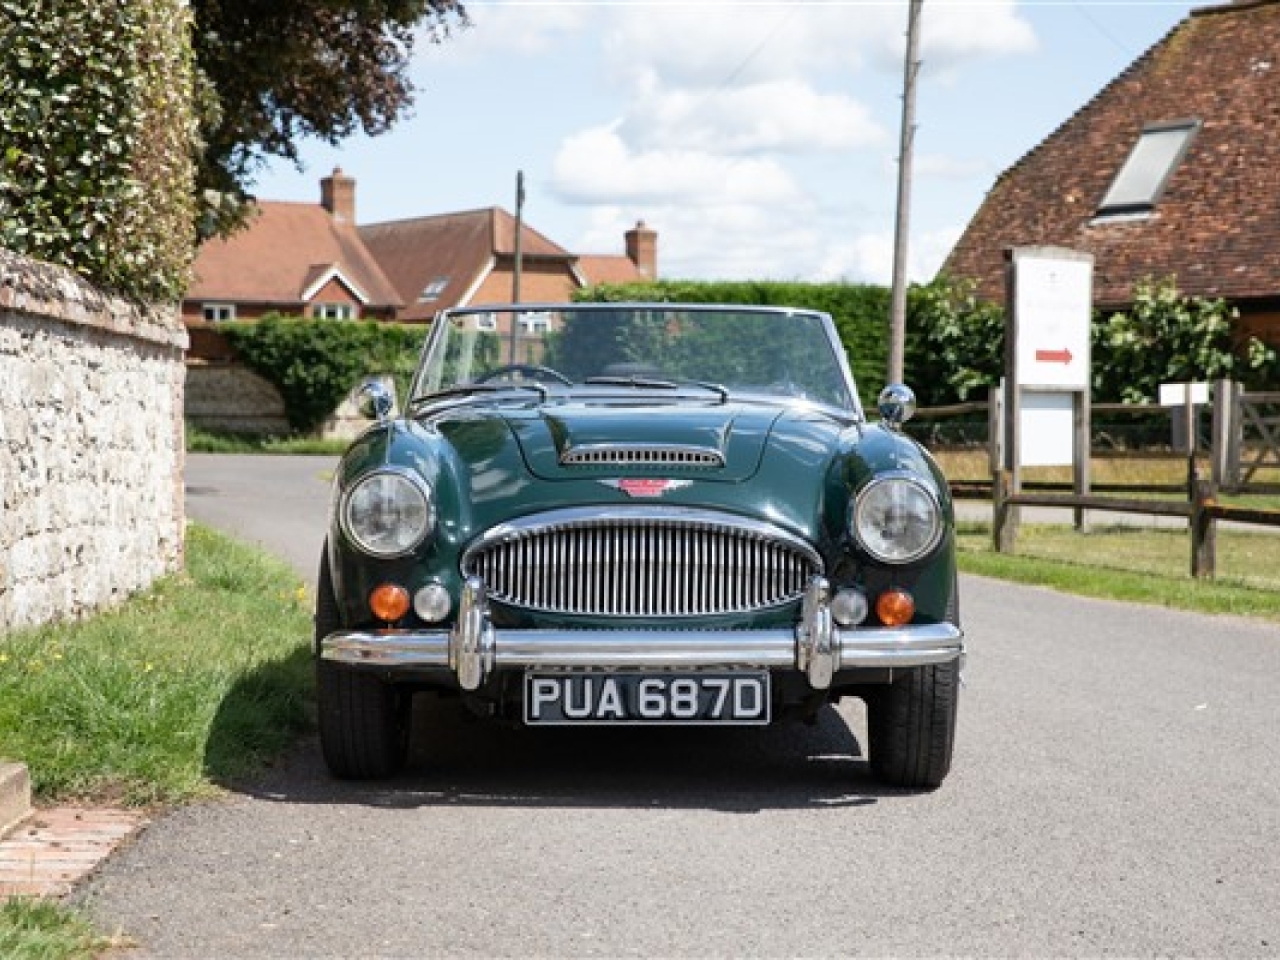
top-left (315, 302), bottom-right (964, 790)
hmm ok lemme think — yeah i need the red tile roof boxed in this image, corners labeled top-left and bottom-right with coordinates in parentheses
top-left (576, 254), bottom-right (646, 286)
top-left (187, 202), bottom-right (402, 310)
top-left (359, 208), bottom-right (573, 321)
top-left (942, 0), bottom-right (1280, 309)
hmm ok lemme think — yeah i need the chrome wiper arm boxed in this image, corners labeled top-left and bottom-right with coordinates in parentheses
top-left (585, 375), bottom-right (679, 390)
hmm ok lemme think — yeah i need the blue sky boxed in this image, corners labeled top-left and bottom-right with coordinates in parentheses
top-left (251, 1), bottom-right (1201, 285)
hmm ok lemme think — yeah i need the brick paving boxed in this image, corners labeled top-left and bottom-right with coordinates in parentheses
top-left (0, 808), bottom-right (144, 898)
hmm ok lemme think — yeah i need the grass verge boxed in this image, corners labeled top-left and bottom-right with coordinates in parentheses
top-left (185, 423), bottom-right (346, 456)
top-left (0, 899), bottom-right (118, 960)
top-left (957, 521), bottom-right (1280, 621)
top-left (0, 525), bottom-right (313, 958)
top-left (0, 524), bottom-right (313, 806)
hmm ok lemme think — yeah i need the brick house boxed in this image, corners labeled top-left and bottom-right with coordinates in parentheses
top-left (942, 0), bottom-right (1280, 344)
top-left (183, 169), bottom-right (404, 359)
top-left (183, 168), bottom-right (658, 331)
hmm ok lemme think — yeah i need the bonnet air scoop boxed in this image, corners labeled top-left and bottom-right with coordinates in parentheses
top-left (558, 444), bottom-right (725, 469)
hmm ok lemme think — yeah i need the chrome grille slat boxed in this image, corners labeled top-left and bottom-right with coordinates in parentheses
top-left (463, 512), bottom-right (822, 617)
top-left (560, 445), bottom-right (724, 469)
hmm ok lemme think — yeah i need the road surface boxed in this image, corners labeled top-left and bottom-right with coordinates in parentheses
top-left (72, 454), bottom-right (1280, 957)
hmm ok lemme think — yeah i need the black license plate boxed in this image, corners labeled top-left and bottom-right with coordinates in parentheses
top-left (524, 671), bottom-right (771, 726)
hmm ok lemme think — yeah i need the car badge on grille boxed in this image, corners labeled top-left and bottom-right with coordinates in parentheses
top-left (599, 478), bottom-right (692, 498)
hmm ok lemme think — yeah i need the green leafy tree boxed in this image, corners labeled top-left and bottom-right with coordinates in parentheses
top-left (192, 0), bottom-right (467, 236)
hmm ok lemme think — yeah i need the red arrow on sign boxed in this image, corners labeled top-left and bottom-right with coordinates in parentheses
top-left (1034, 347), bottom-right (1073, 364)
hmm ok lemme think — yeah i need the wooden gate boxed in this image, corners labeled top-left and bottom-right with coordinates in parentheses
top-left (1214, 380), bottom-right (1280, 491)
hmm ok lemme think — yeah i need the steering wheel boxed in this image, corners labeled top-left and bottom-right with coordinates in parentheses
top-left (476, 364), bottom-right (572, 385)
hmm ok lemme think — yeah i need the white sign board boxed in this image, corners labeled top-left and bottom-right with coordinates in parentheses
top-left (1158, 382), bottom-right (1210, 406)
top-left (1013, 251), bottom-right (1092, 390)
top-left (1019, 391), bottom-right (1075, 467)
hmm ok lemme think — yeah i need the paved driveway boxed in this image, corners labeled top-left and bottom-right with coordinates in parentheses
top-left (72, 455), bottom-right (1280, 958)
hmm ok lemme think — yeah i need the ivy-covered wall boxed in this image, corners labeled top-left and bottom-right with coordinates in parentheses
top-left (0, 0), bottom-right (198, 303)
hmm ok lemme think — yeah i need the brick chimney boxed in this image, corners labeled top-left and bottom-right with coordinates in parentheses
top-left (625, 220), bottom-right (657, 278)
top-left (320, 167), bottom-right (356, 224)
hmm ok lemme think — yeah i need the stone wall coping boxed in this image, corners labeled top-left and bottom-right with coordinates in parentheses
top-left (0, 249), bottom-right (189, 351)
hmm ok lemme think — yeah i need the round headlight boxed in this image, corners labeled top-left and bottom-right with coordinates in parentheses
top-left (341, 469), bottom-right (435, 558)
top-left (852, 475), bottom-right (942, 564)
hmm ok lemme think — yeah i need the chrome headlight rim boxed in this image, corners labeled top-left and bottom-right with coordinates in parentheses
top-left (851, 472), bottom-right (944, 565)
top-left (339, 466), bottom-right (436, 559)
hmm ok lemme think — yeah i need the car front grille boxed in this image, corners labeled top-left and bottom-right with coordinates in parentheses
top-left (462, 508), bottom-right (823, 617)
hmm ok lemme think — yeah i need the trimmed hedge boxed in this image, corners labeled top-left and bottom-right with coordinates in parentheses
top-left (576, 280), bottom-right (891, 408)
top-left (0, 0), bottom-right (197, 302)
top-left (220, 316), bottom-right (426, 434)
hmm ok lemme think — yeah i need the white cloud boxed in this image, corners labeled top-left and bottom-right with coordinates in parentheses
top-left (621, 80), bottom-right (886, 155)
top-left (428, 1), bottom-right (597, 60)
top-left (810, 222), bottom-right (963, 286)
top-left (417, 0), bottom-right (1035, 283)
top-left (921, 1), bottom-right (1039, 69)
top-left (550, 126), bottom-right (805, 206)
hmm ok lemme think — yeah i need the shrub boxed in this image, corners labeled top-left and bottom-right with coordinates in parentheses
top-left (1093, 277), bottom-right (1280, 403)
top-left (221, 317), bottom-right (426, 434)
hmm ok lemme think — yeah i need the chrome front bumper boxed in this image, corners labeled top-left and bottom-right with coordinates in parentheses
top-left (319, 576), bottom-right (964, 692)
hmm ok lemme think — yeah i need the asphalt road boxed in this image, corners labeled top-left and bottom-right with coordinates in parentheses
top-left (73, 454), bottom-right (1280, 958)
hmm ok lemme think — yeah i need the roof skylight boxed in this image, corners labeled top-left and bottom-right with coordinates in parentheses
top-left (1095, 120), bottom-right (1199, 219)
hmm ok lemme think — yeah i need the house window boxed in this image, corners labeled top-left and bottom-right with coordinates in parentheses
top-left (1095, 120), bottom-right (1199, 219)
top-left (202, 303), bottom-right (235, 322)
top-left (312, 303), bottom-right (356, 320)
top-left (519, 311), bottom-right (553, 334)
top-left (474, 312), bottom-right (498, 332)
top-left (418, 277), bottom-right (449, 302)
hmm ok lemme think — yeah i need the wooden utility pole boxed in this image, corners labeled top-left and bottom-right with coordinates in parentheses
top-left (888, 0), bottom-right (923, 385)
top-left (509, 170), bottom-right (524, 361)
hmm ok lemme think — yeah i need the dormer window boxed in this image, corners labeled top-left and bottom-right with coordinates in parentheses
top-left (418, 277), bottom-right (449, 302)
top-left (1095, 120), bottom-right (1199, 220)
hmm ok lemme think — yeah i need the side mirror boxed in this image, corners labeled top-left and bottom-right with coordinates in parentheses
top-left (356, 378), bottom-right (396, 422)
top-left (877, 384), bottom-right (916, 430)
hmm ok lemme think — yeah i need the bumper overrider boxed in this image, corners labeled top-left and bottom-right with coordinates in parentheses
top-left (320, 575), bottom-right (964, 692)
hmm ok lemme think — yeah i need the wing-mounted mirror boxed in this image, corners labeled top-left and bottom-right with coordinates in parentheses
top-left (356, 377), bottom-right (396, 422)
top-left (877, 384), bottom-right (917, 431)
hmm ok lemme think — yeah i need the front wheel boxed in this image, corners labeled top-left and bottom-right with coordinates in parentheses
top-left (314, 553), bottom-right (411, 779)
top-left (866, 659), bottom-right (959, 791)
top-left (317, 661), bottom-right (411, 780)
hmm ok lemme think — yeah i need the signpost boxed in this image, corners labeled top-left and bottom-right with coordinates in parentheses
top-left (998, 247), bottom-right (1094, 549)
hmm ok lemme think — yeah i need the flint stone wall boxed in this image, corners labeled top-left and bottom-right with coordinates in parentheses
top-left (0, 250), bottom-right (188, 632)
top-left (185, 362), bottom-right (373, 440)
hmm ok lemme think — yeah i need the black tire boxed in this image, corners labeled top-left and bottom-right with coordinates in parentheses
top-left (867, 659), bottom-right (959, 790)
top-left (317, 660), bottom-right (411, 779)
top-left (314, 551), bottom-right (411, 779)
top-left (867, 574), bottom-right (961, 790)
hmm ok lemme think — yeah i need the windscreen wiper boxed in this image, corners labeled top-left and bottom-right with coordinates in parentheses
top-left (410, 382), bottom-right (548, 407)
top-left (584, 376), bottom-right (728, 402)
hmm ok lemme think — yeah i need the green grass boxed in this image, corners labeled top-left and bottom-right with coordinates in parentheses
top-left (0, 525), bottom-right (313, 806)
top-left (957, 521), bottom-right (1280, 621)
top-left (0, 899), bottom-right (117, 960)
top-left (185, 423), bottom-right (347, 456)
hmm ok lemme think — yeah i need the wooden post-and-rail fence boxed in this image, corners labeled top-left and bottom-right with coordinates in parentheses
top-left (914, 379), bottom-right (1280, 579)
